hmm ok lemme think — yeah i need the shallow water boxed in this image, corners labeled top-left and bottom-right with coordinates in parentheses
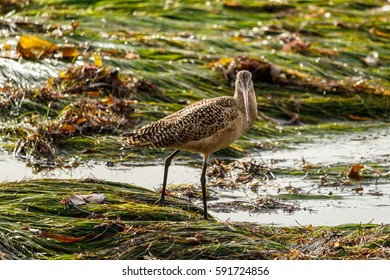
top-left (1, 124), bottom-right (389, 226)
top-left (259, 125), bottom-right (390, 166)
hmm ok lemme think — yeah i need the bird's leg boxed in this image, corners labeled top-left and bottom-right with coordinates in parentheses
top-left (157, 149), bottom-right (180, 206)
top-left (200, 156), bottom-right (209, 220)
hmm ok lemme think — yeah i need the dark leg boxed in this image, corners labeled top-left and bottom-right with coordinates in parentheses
top-left (200, 156), bottom-right (209, 219)
top-left (157, 149), bottom-right (180, 206)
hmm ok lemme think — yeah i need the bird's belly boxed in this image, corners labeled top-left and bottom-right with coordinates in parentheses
top-left (172, 124), bottom-right (247, 157)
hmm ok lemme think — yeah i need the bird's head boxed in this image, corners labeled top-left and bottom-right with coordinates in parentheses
top-left (235, 70), bottom-right (254, 123)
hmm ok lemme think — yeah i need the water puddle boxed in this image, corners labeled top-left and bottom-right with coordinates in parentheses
top-left (1, 125), bottom-right (389, 226)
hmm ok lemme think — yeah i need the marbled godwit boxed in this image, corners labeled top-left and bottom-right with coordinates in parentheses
top-left (123, 70), bottom-right (257, 219)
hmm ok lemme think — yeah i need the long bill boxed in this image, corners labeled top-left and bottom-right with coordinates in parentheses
top-left (243, 89), bottom-right (250, 122)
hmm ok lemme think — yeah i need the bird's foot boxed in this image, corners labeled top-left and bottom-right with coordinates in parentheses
top-left (155, 198), bottom-right (165, 206)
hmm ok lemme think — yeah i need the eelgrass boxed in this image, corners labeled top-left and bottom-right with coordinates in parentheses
top-left (1, 0), bottom-right (390, 260)
top-left (1, 0), bottom-right (389, 166)
top-left (1, 179), bottom-right (389, 260)
top-left (0, 179), bottom-right (284, 260)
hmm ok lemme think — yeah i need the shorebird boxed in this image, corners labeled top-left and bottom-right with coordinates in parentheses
top-left (123, 70), bottom-right (257, 219)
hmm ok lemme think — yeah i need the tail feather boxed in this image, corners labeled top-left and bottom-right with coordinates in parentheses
top-left (121, 131), bottom-right (150, 147)
top-left (122, 120), bottom-right (173, 148)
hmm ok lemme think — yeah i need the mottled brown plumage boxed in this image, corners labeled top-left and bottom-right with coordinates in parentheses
top-left (123, 70), bottom-right (257, 219)
top-left (125, 97), bottom-right (238, 148)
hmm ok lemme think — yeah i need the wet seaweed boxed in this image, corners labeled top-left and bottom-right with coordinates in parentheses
top-left (0, 179), bottom-right (388, 260)
top-left (0, 179), bottom-right (283, 260)
top-left (0, 0), bottom-right (390, 260)
top-left (0, 63), bottom-right (167, 168)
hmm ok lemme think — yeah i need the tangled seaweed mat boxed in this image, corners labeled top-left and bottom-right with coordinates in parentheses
top-left (0, 179), bottom-right (389, 260)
